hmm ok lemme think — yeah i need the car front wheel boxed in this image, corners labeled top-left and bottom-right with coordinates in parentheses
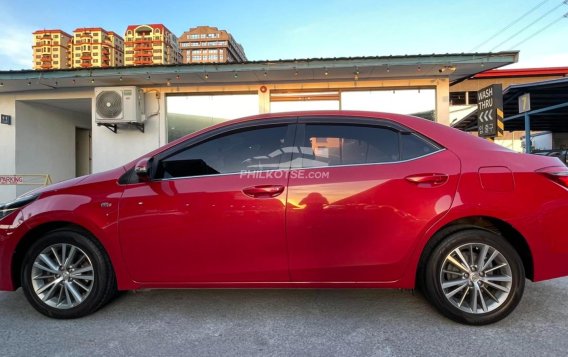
top-left (21, 228), bottom-right (116, 318)
top-left (423, 229), bottom-right (525, 325)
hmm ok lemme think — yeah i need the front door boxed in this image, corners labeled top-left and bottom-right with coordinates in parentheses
top-left (118, 123), bottom-right (295, 283)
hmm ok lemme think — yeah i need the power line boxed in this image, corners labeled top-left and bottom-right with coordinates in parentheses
top-left (470, 0), bottom-right (550, 52)
top-left (509, 12), bottom-right (568, 49)
top-left (490, 0), bottom-right (568, 51)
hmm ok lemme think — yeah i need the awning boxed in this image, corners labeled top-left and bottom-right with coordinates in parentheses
top-left (502, 77), bottom-right (568, 132)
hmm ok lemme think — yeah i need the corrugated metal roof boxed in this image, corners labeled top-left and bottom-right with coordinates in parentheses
top-left (0, 52), bottom-right (518, 94)
top-left (0, 52), bottom-right (518, 75)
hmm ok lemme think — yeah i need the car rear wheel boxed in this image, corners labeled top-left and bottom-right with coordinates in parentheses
top-left (423, 229), bottom-right (525, 325)
top-left (21, 229), bottom-right (116, 318)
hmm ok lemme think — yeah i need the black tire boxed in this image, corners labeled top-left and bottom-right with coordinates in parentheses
top-left (21, 228), bottom-right (117, 319)
top-left (422, 229), bottom-right (525, 325)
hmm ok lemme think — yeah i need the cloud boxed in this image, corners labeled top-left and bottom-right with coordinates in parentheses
top-left (0, 25), bottom-right (34, 70)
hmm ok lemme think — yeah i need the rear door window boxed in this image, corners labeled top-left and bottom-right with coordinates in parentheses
top-left (294, 123), bottom-right (441, 168)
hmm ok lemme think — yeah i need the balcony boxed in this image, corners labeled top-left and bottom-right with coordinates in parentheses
top-left (134, 38), bottom-right (151, 44)
top-left (134, 58), bottom-right (153, 65)
top-left (80, 62), bottom-right (92, 68)
top-left (134, 52), bottom-right (153, 57)
top-left (41, 63), bottom-right (52, 69)
top-left (80, 54), bottom-right (92, 60)
top-left (134, 45), bottom-right (152, 51)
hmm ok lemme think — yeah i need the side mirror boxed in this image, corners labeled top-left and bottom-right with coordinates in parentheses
top-left (134, 158), bottom-right (151, 182)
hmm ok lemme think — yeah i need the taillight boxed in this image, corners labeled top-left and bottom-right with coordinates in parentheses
top-left (537, 166), bottom-right (568, 188)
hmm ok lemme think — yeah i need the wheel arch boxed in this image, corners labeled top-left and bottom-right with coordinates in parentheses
top-left (416, 216), bottom-right (534, 289)
top-left (11, 221), bottom-right (111, 289)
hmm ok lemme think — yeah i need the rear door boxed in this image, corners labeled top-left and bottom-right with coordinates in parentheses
top-left (285, 117), bottom-right (461, 282)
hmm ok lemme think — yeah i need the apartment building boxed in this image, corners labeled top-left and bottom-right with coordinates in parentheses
top-left (124, 24), bottom-right (181, 66)
top-left (32, 30), bottom-right (72, 70)
top-left (71, 28), bottom-right (124, 68)
top-left (178, 26), bottom-right (247, 64)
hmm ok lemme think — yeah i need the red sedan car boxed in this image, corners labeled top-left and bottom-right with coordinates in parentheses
top-left (1, 111), bottom-right (567, 325)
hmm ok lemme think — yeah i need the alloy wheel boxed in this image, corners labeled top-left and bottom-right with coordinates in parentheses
top-left (30, 243), bottom-right (95, 309)
top-left (439, 243), bottom-right (513, 314)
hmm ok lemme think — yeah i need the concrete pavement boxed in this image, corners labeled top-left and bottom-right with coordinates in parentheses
top-left (1, 278), bottom-right (567, 356)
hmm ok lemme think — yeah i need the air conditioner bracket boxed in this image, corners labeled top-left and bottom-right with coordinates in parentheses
top-left (97, 122), bottom-right (145, 134)
top-left (97, 123), bottom-right (118, 134)
top-left (131, 122), bottom-right (145, 133)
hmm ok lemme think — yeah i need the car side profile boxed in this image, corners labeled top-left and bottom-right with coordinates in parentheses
top-left (1, 110), bottom-right (568, 325)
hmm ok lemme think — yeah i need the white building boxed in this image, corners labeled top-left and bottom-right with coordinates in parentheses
top-left (0, 52), bottom-right (518, 201)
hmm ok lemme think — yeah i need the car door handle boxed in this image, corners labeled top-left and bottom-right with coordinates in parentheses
top-left (405, 173), bottom-right (448, 186)
top-left (242, 185), bottom-right (285, 198)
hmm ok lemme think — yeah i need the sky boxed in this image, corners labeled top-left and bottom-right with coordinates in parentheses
top-left (0, 0), bottom-right (566, 70)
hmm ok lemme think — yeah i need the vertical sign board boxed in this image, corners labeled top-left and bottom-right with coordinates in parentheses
top-left (477, 84), bottom-right (504, 138)
top-left (518, 93), bottom-right (531, 113)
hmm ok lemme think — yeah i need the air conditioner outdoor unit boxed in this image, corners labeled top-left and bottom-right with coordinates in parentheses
top-left (94, 86), bottom-right (145, 124)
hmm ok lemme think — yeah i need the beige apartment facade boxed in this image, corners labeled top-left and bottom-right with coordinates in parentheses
top-left (178, 26), bottom-right (247, 64)
top-left (71, 28), bottom-right (124, 68)
top-left (124, 24), bottom-right (181, 66)
top-left (32, 30), bottom-right (73, 70)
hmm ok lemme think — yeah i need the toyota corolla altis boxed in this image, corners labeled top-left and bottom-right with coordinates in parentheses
top-left (1, 111), bottom-right (568, 325)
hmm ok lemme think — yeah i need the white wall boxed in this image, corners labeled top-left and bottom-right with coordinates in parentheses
top-left (0, 96), bottom-right (17, 202)
top-left (532, 133), bottom-right (553, 151)
top-left (15, 101), bottom-right (90, 196)
top-left (92, 91), bottom-right (162, 172)
top-left (1, 89), bottom-right (92, 201)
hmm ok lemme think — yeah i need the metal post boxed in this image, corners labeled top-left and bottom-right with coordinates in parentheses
top-left (524, 112), bottom-right (531, 153)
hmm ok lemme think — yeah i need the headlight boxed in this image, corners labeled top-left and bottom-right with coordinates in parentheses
top-left (0, 193), bottom-right (40, 219)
